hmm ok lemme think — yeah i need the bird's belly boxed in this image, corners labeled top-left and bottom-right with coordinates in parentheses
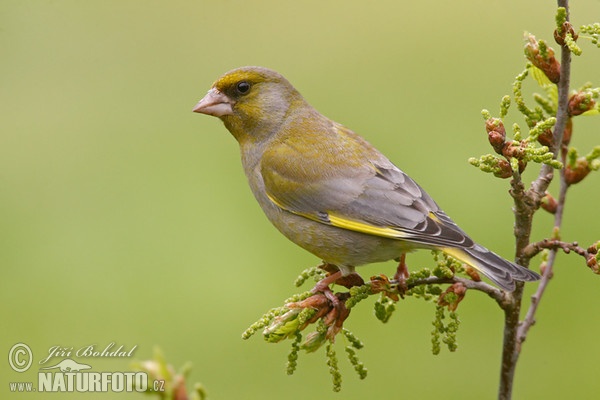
top-left (268, 209), bottom-right (413, 268)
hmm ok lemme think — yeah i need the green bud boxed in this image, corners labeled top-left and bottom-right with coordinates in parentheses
top-left (346, 284), bottom-right (371, 309)
top-left (326, 343), bottom-right (342, 392)
top-left (301, 330), bottom-right (328, 353)
top-left (286, 332), bottom-right (302, 375)
top-left (345, 347), bottom-right (367, 380)
top-left (374, 295), bottom-right (396, 323)
top-left (513, 123), bottom-right (522, 141)
top-left (342, 328), bottom-right (364, 349)
top-left (294, 266), bottom-right (326, 287)
top-left (500, 95), bottom-right (511, 118)
top-left (263, 309), bottom-right (301, 343)
top-left (555, 7), bottom-right (567, 32)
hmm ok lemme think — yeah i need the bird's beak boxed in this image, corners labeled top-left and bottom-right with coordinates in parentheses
top-left (192, 89), bottom-right (234, 117)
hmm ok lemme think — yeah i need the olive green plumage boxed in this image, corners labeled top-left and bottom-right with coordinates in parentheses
top-left (193, 66), bottom-right (540, 291)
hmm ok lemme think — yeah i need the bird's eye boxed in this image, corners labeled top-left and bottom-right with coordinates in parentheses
top-left (236, 81), bottom-right (251, 94)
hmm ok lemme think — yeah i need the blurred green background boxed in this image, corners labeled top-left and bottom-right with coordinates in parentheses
top-left (2, 1), bottom-right (599, 399)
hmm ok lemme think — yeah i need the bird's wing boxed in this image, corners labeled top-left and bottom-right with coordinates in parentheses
top-left (260, 123), bottom-right (474, 249)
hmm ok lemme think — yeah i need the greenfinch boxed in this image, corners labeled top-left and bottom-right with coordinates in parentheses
top-left (193, 66), bottom-right (540, 291)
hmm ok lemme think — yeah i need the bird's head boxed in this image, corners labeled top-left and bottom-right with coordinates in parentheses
top-left (193, 66), bottom-right (305, 144)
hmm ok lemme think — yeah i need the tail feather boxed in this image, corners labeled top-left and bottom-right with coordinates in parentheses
top-left (443, 245), bottom-right (540, 291)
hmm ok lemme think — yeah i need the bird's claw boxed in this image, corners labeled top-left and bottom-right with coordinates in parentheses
top-left (303, 268), bottom-right (358, 340)
top-left (393, 254), bottom-right (410, 297)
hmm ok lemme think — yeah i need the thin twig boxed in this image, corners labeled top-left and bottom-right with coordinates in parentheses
top-left (517, 0), bottom-right (573, 350)
top-left (522, 238), bottom-right (591, 260)
top-left (518, 179), bottom-right (569, 341)
top-left (405, 276), bottom-right (505, 304)
top-left (498, 2), bottom-right (572, 399)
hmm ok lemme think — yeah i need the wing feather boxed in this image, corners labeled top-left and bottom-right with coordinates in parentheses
top-left (260, 122), bottom-right (473, 249)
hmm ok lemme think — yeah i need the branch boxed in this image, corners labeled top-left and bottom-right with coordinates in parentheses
top-left (522, 238), bottom-right (595, 261)
top-left (517, 0), bottom-right (574, 349)
top-left (406, 276), bottom-right (505, 304)
top-left (499, 2), bottom-right (573, 399)
top-left (519, 238), bottom-right (600, 342)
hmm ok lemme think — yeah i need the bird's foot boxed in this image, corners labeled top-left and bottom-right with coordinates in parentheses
top-left (317, 263), bottom-right (365, 289)
top-left (312, 270), bottom-right (342, 296)
top-left (393, 254), bottom-right (410, 296)
top-left (303, 268), bottom-right (357, 339)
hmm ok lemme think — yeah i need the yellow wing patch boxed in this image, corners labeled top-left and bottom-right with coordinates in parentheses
top-left (327, 213), bottom-right (408, 238)
top-left (266, 193), bottom-right (408, 239)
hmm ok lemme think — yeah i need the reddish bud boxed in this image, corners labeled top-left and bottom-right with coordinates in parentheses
top-left (564, 157), bottom-right (591, 185)
top-left (464, 266), bottom-right (481, 282)
top-left (485, 118), bottom-right (506, 136)
top-left (586, 255), bottom-right (599, 274)
top-left (588, 244), bottom-right (600, 274)
top-left (173, 375), bottom-right (188, 400)
top-left (539, 262), bottom-right (554, 279)
top-left (369, 275), bottom-right (400, 301)
top-left (488, 131), bottom-right (506, 154)
top-left (494, 159), bottom-right (513, 179)
top-left (485, 118), bottom-right (507, 155)
top-left (499, 144), bottom-right (528, 174)
top-left (568, 92), bottom-right (597, 116)
top-left (524, 35), bottom-right (561, 83)
top-left (537, 129), bottom-right (554, 147)
top-left (502, 142), bottom-right (524, 159)
top-left (540, 192), bottom-right (558, 214)
top-left (369, 274), bottom-right (391, 293)
top-left (537, 118), bottom-right (572, 158)
top-left (438, 282), bottom-right (467, 312)
top-left (554, 21), bottom-right (579, 46)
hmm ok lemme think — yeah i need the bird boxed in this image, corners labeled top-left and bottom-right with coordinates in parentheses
top-left (192, 66), bottom-right (540, 292)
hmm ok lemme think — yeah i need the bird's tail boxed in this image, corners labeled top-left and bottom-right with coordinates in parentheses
top-left (443, 245), bottom-right (540, 291)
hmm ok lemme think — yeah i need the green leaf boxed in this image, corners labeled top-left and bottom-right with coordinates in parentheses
top-left (581, 108), bottom-right (600, 116)
top-left (528, 64), bottom-right (554, 89)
